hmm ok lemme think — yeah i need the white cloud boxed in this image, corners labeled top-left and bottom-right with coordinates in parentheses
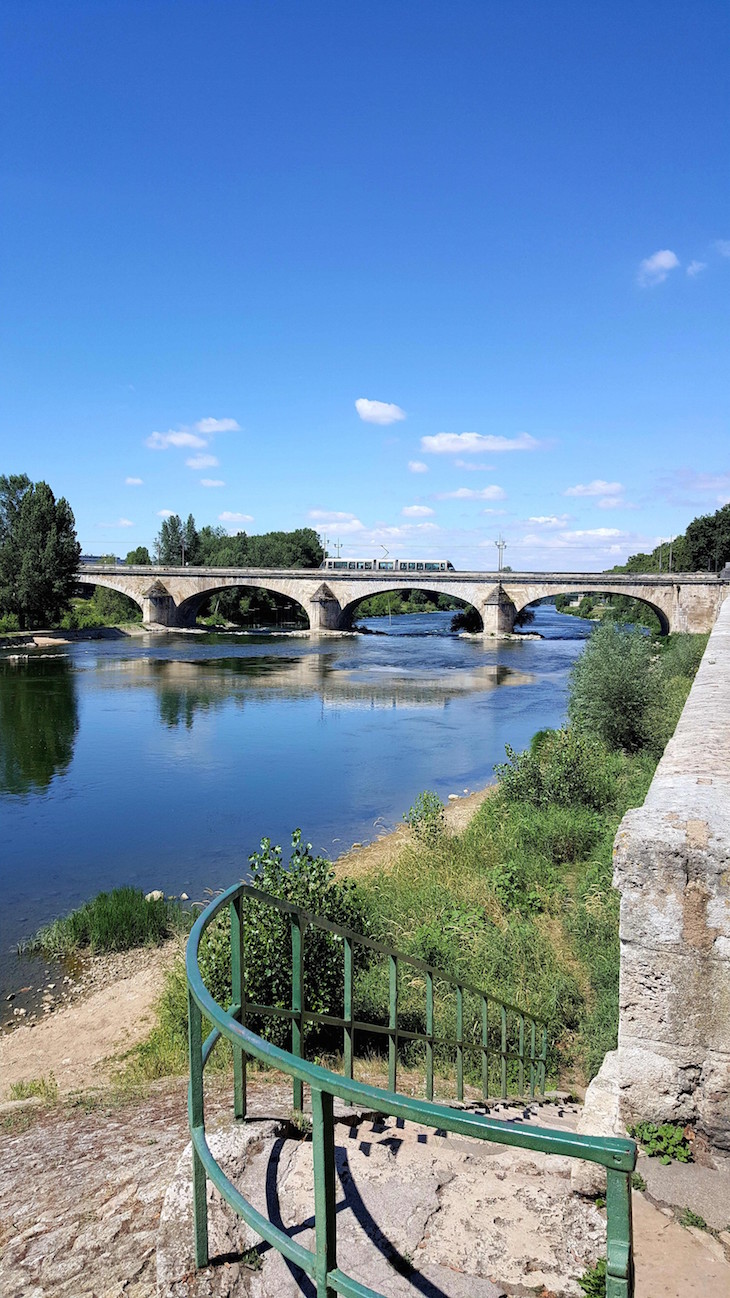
top-left (687, 260), bottom-right (707, 278)
top-left (408, 460), bottom-right (428, 474)
top-left (596, 496), bottom-right (628, 510)
top-left (195, 417), bottom-right (240, 434)
top-left (157, 509), bottom-right (174, 518)
top-left (402, 505), bottom-right (435, 517)
top-left (355, 398), bottom-right (406, 426)
top-left (125, 476), bottom-right (143, 486)
top-left (308, 509), bottom-right (365, 535)
top-left (637, 249), bottom-right (680, 287)
top-left (200, 478), bottom-right (225, 488)
top-left (438, 486), bottom-right (506, 501)
top-left (528, 514), bottom-right (570, 527)
top-left (715, 240), bottom-right (730, 257)
top-left (565, 479), bottom-right (623, 498)
top-left (146, 429), bottom-right (207, 450)
top-left (98, 517), bottom-right (135, 528)
top-left (186, 453), bottom-right (219, 469)
top-left (563, 527), bottom-right (623, 540)
top-left (454, 459), bottom-right (495, 472)
top-left (421, 432), bottom-right (539, 454)
top-left (219, 511), bottom-right (254, 525)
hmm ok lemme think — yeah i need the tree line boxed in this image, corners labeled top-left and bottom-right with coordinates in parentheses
top-left (612, 500), bottom-right (730, 574)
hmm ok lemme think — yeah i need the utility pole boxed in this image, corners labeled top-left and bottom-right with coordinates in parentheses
top-left (335, 538), bottom-right (342, 558)
top-left (495, 534), bottom-right (507, 573)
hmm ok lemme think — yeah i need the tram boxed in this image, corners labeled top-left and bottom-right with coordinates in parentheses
top-left (319, 558), bottom-right (455, 572)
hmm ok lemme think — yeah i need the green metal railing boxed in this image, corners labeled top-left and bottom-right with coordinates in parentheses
top-left (186, 882), bottom-right (636, 1298)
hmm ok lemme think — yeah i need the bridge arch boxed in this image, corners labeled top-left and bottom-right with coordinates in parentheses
top-left (504, 584), bottom-right (671, 636)
top-left (174, 579), bottom-right (312, 630)
top-left (75, 572), bottom-right (145, 613)
top-left (340, 583), bottom-right (484, 631)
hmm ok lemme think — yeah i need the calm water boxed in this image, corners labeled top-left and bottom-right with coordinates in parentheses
top-left (0, 606), bottom-right (593, 1000)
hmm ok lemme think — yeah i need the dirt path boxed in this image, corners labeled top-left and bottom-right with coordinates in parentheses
top-left (0, 943), bottom-right (178, 1099)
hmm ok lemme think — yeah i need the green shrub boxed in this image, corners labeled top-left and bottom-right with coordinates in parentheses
top-left (22, 886), bottom-right (186, 957)
top-left (569, 622), bottom-right (658, 752)
top-left (0, 612), bottom-right (20, 632)
top-left (628, 1120), bottom-right (692, 1164)
top-left (198, 831), bottom-right (373, 1050)
top-left (403, 791), bottom-right (446, 843)
top-left (495, 729), bottom-right (617, 810)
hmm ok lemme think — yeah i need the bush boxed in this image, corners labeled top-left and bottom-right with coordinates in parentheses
top-left (403, 791), bottom-right (447, 843)
top-left (22, 886), bottom-right (186, 956)
top-left (0, 612), bottom-right (20, 632)
top-left (569, 622), bottom-right (658, 752)
top-left (197, 831), bottom-right (373, 1050)
top-left (495, 729), bottom-right (617, 810)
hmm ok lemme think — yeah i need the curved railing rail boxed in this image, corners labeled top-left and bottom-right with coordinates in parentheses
top-left (186, 882), bottom-right (636, 1298)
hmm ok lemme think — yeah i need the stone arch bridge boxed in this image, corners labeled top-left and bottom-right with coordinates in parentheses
top-left (77, 565), bottom-right (730, 636)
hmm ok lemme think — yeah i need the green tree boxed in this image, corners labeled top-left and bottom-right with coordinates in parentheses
top-left (0, 477), bottom-right (81, 629)
top-left (126, 546), bottom-right (151, 565)
top-left (568, 622), bottom-right (657, 752)
top-left (154, 514), bottom-right (184, 565)
top-left (182, 513), bottom-right (200, 564)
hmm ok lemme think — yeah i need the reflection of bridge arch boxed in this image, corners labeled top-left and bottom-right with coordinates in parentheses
top-left (506, 584), bottom-right (671, 636)
top-left (341, 585), bottom-right (483, 631)
top-left (175, 581), bottom-right (310, 629)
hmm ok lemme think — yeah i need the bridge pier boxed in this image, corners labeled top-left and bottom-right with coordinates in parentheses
top-left (141, 581), bottom-right (180, 627)
top-left (308, 583), bottom-right (345, 633)
top-left (481, 585), bottom-right (516, 637)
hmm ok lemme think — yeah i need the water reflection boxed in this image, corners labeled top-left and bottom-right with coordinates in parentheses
top-left (0, 655), bottom-right (78, 795)
top-left (106, 654), bottom-right (534, 728)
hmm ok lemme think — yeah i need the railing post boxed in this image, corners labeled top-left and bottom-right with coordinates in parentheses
top-left (539, 1024), bottom-right (547, 1096)
top-left (500, 1005), bottom-right (507, 1099)
top-left (518, 1014), bottom-right (525, 1098)
top-left (456, 985), bottom-right (464, 1102)
top-left (529, 1019), bottom-right (536, 1100)
top-left (426, 971), bottom-right (434, 1101)
top-left (230, 894), bottom-right (246, 1120)
top-left (187, 988), bottom-right (209, 1268)
top-left (481, 996), bottom-right (489, 1101)
top-left (311, 1087), bottom-right (337, 1298)
top-left (343, 935), bottom-right (354, 1080)
top-left (291, 913), bottom-right (305, 1112)
top-left (388, 954), bottom-right (398, 1093)
top-left (606, 1168), bottom-right (634, 1298)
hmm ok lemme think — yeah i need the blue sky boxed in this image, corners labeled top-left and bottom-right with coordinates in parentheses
top-left (3, 1), bottom-right (729, 570)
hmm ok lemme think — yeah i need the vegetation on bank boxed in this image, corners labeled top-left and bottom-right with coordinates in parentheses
top-left (0, 474), bottom-right (81, 631)
top-left (22, 886), bottom-right (187, 958)
top-left (114, 623), bottom-right (706, 1087)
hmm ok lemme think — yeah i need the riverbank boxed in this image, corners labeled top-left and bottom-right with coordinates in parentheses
top-left (0, 622), bottom-right (148, 650)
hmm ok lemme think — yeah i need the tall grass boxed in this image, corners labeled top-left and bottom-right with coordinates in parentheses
top-left (22, 886), bottom-right (187, 957)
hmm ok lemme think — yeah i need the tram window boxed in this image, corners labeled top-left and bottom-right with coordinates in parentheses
top-left (416, 562), bottom-right (424, 570)
top-left (379, 562), bottom-right (394, 570)
top-left (425, 562), bottom-right (438, 571)
top-left (348, 562), bottom-right (356, 569)
top-left (407, 562), bottom-right (416, 571)
top-left (333, 561), bottom-right (348, 569)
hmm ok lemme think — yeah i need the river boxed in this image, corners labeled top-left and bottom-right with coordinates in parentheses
top-left (0, 605), bottom-right (593, 1001)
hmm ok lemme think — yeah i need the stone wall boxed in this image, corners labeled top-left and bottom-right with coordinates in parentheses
top-left (575, 603), bottom-right (730, 1180)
